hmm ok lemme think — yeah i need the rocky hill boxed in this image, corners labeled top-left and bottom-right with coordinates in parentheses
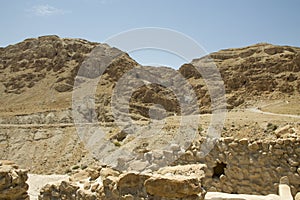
top-left (0, 35), bottom-right (182, 122)
top-left (0, 36), bottom-right (300, 175)
top-left (1, 37), bottom-right (300, 120)
top-left (180, 43), bottom-right (300, 111)
top-left (0, 36), bottom-right (98, 116)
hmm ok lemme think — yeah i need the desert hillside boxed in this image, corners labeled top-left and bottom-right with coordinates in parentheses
top-left (1, 36), bottom-right (300, 119)
top-left (180, 43), bottom-right (300, 111)
top-left (2, 0), bottom-right (300, 198)
top-left (0, 37), bottom-right (299, 196)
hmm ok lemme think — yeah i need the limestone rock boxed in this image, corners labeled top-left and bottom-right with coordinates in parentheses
top-left (275, 125), bottom-right (293, 137)
top-left (182, 43), bottom-right (300, 112)
top-left (0, 160), bottom-right (29, 200)
top-left (145, 175), bottom-right (204, 199)
top-left (157, 164), bottom-right (207, 178)
top-left (117, 172), bottom-right (150, 198)
top-left (280, 176), bottom-right (290, 185)
top-left (39, 167), bottom-right (103, 200)
top-left (295, 192), bottom-right (300, 200)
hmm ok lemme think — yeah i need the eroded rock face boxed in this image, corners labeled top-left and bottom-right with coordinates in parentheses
top-left (3, 37), bottom-right (300, 123)
top-left (0, 160), bottom-right (29, 200)
top-left (179, 43), bottom-right (300, 111)
top-left (0, 35), bottom-right (98, 95)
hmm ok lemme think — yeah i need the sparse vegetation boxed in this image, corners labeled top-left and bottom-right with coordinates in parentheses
top-left (113, 141), bottom-right (121, 147)
top-left (267, 122), bottom-right (278, 132)
top-left (198, 125), bottom-right (203, 133)
top-left (72, 165), bottom-right (80, 170)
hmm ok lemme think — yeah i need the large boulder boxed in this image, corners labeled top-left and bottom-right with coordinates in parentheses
top-left (295, 192), bottom-right (300, 200)
top-left (145, 174), bottom-right (204, 199)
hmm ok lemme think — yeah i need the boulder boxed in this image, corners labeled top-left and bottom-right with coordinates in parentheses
top-left (145, 175), bottom-right (204, 199)
top-left (295, 192), bottom-right (300, 200)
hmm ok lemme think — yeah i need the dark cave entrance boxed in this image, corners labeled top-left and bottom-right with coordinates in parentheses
top-left (212, 162), bottom-right (227, 179)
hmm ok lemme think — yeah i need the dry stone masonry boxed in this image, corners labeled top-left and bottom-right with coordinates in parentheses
top-left (38, 164), bottom-right (207, 200)
top-left (178, 136), bottom-right (300, 196)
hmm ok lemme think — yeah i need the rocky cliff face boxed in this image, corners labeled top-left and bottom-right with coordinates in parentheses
top-left (0, 35), bottom-right (97, 95)
top-left (0, 35), bottom-right (180, 122)
top-left (179, 43), bottom-right (300, 111)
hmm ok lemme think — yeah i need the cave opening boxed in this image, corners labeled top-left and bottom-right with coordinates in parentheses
top-left (212, 162), bottom-right (227, 179)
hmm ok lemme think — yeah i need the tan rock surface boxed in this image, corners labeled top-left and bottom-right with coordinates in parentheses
top-left (0, 160), bottom-right (29, 200)
top-left (145, 175), bottom-right (204, 199)
top-left (295, 192), bottom-right (300, 200)
top-left (39, 164), bottom-right (207, 200)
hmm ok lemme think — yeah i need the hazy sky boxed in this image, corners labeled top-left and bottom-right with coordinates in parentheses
top-left (1, 0), bottom-right (300, 68)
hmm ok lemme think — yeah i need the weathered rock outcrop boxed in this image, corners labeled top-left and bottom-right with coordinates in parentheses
top-left (0, 35), bottom-right (181, 122)
top-left (144, 175), bottom-right (203, 199)
top-left (179, 43), bottom-right (300, 111)
top-left (0, 160), bottom-right (29, 200)
top-left (2, 37), bottom-right (300, 122)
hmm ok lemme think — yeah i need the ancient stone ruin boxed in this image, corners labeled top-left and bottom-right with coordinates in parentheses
top-left (0, 160), bottom-right (297, 200)
top-left (38, 164), bottom-right (207, 200)
top-left (178, 136), bottom-right (300, 196)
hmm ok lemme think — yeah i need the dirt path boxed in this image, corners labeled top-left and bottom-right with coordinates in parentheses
top-left (205, 192), bottom-right (280, 200)
top-left (247, 107), bottom-right (300, 119)
top-left (27, 174), bottom-right (69, 200)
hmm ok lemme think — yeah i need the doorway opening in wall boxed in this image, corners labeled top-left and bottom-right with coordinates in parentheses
top-left (212, 161), bottom-right (227, 179)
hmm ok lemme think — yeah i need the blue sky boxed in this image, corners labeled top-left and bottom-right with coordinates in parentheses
top-left (1, 0), bottom-right (300, 68)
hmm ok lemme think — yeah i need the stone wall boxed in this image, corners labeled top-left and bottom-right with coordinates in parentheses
top-left (177, 136), bottom-right (300, 196)
top-left (38, 164), bottom-right (207, 200)
top-left (0, 160), bottom-right (29, 200)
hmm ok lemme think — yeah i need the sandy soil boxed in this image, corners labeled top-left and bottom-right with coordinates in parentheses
top-left (204, 192), bottom-right (280, 200)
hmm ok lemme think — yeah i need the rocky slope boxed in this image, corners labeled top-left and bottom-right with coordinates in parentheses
top-left (0, 35), bottom-right (182, 122)
top-left (1, 37), bottom-right (300, 120)
top-left (0, 35), bottom-right (98, 115)
top-left (0, 36), bottom-right (300, 175)
top-left (179, 43), bottom-right (300, 112)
